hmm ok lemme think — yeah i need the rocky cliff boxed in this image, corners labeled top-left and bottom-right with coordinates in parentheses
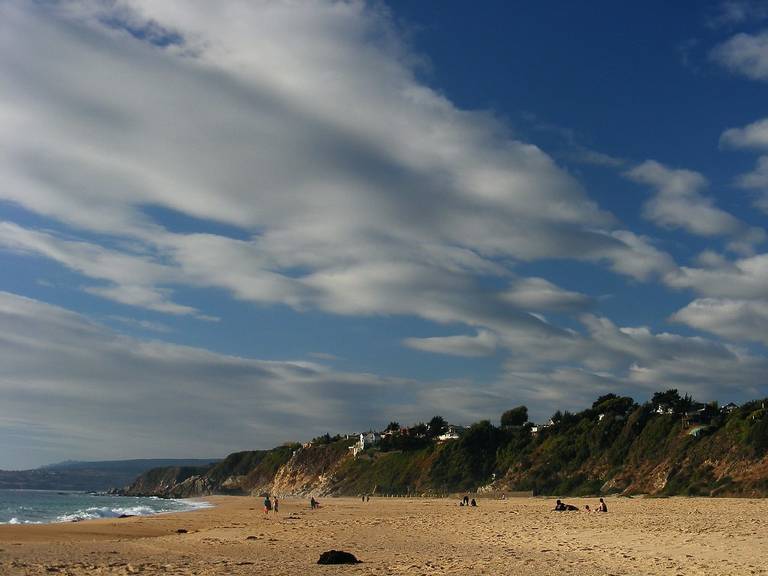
top-left (123, 394), bottom-right (768, 498)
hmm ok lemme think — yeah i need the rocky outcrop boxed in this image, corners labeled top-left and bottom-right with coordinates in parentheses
top-left (270, 442), bottom-right (352, 496)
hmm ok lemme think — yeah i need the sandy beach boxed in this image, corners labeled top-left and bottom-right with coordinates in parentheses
top-left (1, 496), bottom-right (767, 575)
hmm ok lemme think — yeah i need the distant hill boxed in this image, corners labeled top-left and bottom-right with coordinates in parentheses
top-left (0, 458), bottom-right (220, 491)
top-left (123, 390), bottom-right (768, 499)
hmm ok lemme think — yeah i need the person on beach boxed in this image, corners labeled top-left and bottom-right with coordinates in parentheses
top-left (584, 505), bottom-right (591, 512)
top-left (553, 499), bottom-right (579, 511)
top-left (263, 495), bottom-right (272, 515)
top-left (597, 498), bottom-right (608, 512)
top-left (273, 497), bottom-right (279, 514)
top-left (463, 495), bottom-right (469, 506)
top-left (470, 498), bottom-right (477, 507)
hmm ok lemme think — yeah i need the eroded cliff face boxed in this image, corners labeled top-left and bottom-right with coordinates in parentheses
top-left (122, 442), bottom-right (354, 498)
top-left (270, 442), bottom-right (352, 496)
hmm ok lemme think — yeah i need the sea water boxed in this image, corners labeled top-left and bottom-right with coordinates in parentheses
top-left (0, 489), bottom-right (211, 525)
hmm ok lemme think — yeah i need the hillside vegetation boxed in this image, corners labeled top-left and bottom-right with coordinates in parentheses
top-left (124, 390), bottom-right (768, 498)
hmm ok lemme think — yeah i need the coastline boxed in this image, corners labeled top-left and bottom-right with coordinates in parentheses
top-left (1, 495), bottom-right (767, 575)
top-left (0, 490), bottom-right (213, 527)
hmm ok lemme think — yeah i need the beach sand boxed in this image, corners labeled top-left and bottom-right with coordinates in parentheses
top-left (1, 495), bottom-right (766, 575)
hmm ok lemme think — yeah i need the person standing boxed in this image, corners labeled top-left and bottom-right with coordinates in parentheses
top-left (264, 494), bottom-right (272, 515)
top-left (273, 496), bottom-right (279, 514)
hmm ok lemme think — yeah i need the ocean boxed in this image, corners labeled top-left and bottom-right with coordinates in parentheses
top-left (0, 489), bottom-right (210, 525)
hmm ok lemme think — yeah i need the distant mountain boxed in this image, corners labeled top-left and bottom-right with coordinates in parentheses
top-left (0, 458), bottom-right (220, 491)
top-left (124, 391), bottom-right (768, 499)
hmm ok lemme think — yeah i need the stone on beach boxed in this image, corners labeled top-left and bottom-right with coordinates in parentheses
top-left (317, 550), bottom-right (362, 564)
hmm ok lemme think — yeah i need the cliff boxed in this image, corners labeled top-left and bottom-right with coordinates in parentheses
top-left (123, 393), bottom-right (768, 498)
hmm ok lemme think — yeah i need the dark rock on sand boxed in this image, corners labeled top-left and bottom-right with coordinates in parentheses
top-left (317, 550), bottom-right (361, 564)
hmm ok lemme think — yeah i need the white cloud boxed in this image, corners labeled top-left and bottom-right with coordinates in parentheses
top-left (0, 0), bottom-right (678, 332)
top-left (106, 315), bottom-right (172, 333)
top-left (671, 298), bottom-right (768, 345)
top-left (403, 330), bottom-right (498, 357)
top-left (736, 155), bottom-right (768, 213)
top-left (625, 160), bottom-right (764, 252)
top-left (721, 117), bottom-right (768, 149)
top-left (708, 1), bottom-right (768, 27)
top-left (665, 249), bottom-right (768, 345)
top-left (711, 28), bottom-right (768, 80)
top-left (666, 252), bottom-right (768, 299)
top-left (501, 277), bottom-right (591, 312)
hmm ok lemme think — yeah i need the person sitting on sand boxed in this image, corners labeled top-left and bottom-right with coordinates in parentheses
top-left (597, 498), bottom-right (608, 512)
top-left (584, 505), bottom-right (591, 512)
top-left (553, 499), bottom-right (579, 511)
top-left (470, 498), bottom-right (477, 507)
top-left (263, 495), bottom-right (272, 515)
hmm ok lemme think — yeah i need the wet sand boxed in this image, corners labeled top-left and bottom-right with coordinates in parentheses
top-left (1, 495), bottom-right (766, 575)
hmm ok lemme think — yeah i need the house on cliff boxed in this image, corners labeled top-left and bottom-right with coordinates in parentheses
top-left (349, 432), bottom-right (381, 457)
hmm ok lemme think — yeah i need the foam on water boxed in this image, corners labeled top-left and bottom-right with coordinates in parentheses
top-left (0, 490), bottom-right (212, 525)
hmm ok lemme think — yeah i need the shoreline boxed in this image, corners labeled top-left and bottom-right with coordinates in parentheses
top-left (0, 491), bottom-right (214, 528)
top-left (1, 495), bottom-right (767, 575)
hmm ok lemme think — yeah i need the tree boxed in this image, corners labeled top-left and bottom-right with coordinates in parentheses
top-left (651, 389), bottom-right (694, 415)
top-left (652, 389), bottom-right (681, 409)
top-left (500, 406), bottom-right (528, 428)
top-left (428, 415), bottom-right (447, 437)
top-left (385, 421), bottom-right (401, 432)
top-left (594, 395), bottom-right (636, 415)
top-left (592, 394), bottom-right (618, 409)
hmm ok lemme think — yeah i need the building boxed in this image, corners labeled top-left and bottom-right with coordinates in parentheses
top-left (437, 425), bottom-right (465, 442)
top-left (721, 402), bottom-right (739, 414)
top-left (349, 431), bottom-right (381, 457)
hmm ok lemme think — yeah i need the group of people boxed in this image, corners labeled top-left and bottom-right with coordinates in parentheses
top-left (261, 494), bottom-right (606, 514)
top-left (459, 495), bottom-right (477, 507)
top-left (553, 497), bottom-right (608, 512)
top-left (263, 495), bottom-right (279, 515)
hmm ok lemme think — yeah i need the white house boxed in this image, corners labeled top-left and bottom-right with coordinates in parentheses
top-left (349, 431), bottom-right (381, 457)
top-left (437, 425), bottom-right (466, 442)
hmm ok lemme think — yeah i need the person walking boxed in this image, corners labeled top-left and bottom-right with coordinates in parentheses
top-left (273, 496), bottom-right (279, 514)
top-left (263, 494), bottom-right (272, 515)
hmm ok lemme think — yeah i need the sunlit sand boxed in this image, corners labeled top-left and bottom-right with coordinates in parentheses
top-left (1, 495), bottom-right (767, 575)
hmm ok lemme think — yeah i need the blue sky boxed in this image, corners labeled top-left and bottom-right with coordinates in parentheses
top-left (1, 0), bottom-right (768, 469)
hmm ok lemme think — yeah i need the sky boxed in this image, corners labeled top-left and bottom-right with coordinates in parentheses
top-left (1, 0), bottom-right (768, 469)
